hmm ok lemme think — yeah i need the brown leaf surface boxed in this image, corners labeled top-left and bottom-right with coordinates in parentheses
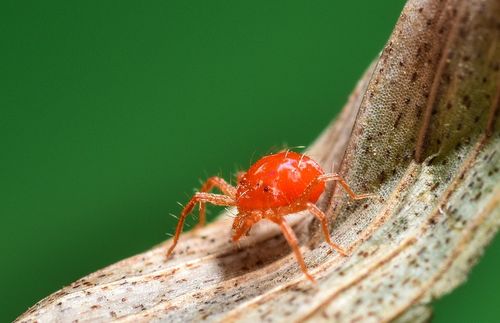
top-left (17, 0), bottom-right (499, 322)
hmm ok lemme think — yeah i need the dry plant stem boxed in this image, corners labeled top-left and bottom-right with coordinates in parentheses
top-left (16, 0), bottom-right (499, 322)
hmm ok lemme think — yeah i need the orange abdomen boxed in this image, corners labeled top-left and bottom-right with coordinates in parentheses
top-left (236, 151), bottom-right (325, 211)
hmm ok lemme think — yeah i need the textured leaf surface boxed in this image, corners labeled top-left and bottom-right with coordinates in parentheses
top-left (17, 0), bottom-right (499, 322)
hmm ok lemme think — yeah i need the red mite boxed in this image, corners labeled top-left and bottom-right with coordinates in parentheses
top-left (166, 151), bottom-right (374, 282)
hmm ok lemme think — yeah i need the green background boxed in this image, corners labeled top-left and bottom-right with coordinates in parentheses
top-left (1, 1), bottom-right (498, 321)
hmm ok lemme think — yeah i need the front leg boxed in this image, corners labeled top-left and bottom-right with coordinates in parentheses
top-left (198, 177), bottom-right (237, 227)
top-left (231, 211), bottom-right (261, 242)
top-left (166, 192), bottom-right (235, 258)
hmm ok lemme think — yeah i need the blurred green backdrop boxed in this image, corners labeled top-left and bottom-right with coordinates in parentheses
top-left (1, 1), bottom-right (498, 321)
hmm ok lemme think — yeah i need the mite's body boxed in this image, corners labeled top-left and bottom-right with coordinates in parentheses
top-left (166, 151), bottom-right (373, 282)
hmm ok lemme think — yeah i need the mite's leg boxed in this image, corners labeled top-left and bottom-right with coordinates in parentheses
top-left (302, 173), bottom-right (376, 202)
top-left (198, 177), bottom-right (237, 227)
top-left (277, 219), bottom-right (316, 282)
top-left (319, 173), bottom-right (376, 200)
top-left (167, 192), bottom-right (235, 258)
top-left (307, 202), bottom-right (347, 256)
top-left (200, 176), bottom-right (237, 197)
top-left (231, 212), bottom-right (262, 242)
top-left (297, 174), bottom-right (374, 257)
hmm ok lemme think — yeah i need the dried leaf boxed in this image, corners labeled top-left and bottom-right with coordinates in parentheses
top-left (17, 0), bottom-right (499, 322)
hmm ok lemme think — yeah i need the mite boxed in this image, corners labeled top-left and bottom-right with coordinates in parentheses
top-left (166, 151), bottom-right (374, 282)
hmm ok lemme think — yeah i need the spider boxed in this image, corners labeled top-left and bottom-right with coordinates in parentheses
top-left (166, 151), bottom-right (374, 282)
